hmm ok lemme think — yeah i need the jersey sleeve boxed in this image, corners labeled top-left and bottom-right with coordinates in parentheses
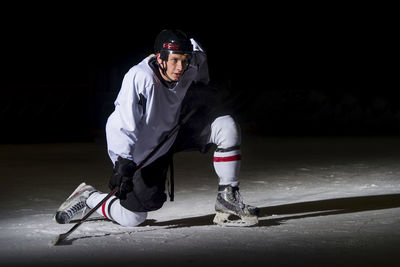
top-left (105, 68), bottom-right (148, 163)
top-left (190, 38), bottom-right (210, 85)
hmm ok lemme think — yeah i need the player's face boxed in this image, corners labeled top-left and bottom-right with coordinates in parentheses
top-left (158, 53), bottom-right (190, 82)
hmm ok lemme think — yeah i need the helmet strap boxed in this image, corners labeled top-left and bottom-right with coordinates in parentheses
top-left (158, 59), bottom-right (175, 82)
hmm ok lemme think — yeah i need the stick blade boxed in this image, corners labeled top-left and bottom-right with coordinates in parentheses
top-left (52, 220), bottom-right (81, 245)
top-left (52, 233), bottom-right (68, 246)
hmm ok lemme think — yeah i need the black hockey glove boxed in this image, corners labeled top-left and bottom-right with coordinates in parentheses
top-left (109, 156), bottom-right (137, 200)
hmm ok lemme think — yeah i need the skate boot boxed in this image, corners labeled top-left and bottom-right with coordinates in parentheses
top-left (213, 185), bottom-right (259, 227)
top-left (54, 182), bottom-right (97, 224)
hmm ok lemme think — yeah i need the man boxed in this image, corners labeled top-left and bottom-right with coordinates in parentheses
top-left (54, 29), bottom-right (258, 227)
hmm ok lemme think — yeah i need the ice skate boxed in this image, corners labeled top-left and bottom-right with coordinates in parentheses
top-left (54, 182), bottom-right (96, 224)
top-left (213, 185), bottom-right (259, 227)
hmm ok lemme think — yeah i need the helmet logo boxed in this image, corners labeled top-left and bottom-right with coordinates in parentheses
top-left (163, 43), bottom-right (179, 50)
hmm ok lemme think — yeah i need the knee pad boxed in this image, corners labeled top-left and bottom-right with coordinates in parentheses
top-left (209, 115), bottom-right (241, 149)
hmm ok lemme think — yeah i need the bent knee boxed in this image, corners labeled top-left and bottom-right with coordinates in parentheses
top-left (117, 210), bottom-right (147, 227)
top-left (210, 115), bottom-right (241, 148)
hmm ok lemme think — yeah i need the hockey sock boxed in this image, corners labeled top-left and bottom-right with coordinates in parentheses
top-left (86, 192), bottom-right (147, 227)
top-left (213, 147), bottom-right (241, 187)
top-left (209, 115), bottom-right (241, 187)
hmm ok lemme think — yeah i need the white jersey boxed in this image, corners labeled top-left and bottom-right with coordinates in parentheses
top-left (106, 39), bottom-right (209, 167)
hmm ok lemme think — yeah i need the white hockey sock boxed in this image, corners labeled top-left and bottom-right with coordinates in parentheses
top-left (86, 192), bottom-right (147, 227)
top-left (213, 149), bottom-right (241, 187)
top-left (209, 115), bottom-right (241, 187)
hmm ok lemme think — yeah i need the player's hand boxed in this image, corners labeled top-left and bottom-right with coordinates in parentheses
top-left (109, 157), bottom-right (137, 199)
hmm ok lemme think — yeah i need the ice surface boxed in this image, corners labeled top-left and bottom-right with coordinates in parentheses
top-left (1, 135), bottom-right (400, 266)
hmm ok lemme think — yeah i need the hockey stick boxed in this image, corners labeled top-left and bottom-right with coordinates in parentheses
top-left (52, 108), bottom-right (197, 245)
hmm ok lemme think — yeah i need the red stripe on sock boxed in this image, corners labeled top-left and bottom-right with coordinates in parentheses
top-left (101, 202), bottom-right (109, 219)
top-left (213, 154), bottom-right (242, 162)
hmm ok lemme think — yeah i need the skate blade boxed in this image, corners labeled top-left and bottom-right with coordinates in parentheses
top-left (213, 212), bottom-right (258, 227)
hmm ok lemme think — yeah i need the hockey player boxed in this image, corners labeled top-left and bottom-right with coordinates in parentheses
top-left (54, 29), bottom-right (258, 227)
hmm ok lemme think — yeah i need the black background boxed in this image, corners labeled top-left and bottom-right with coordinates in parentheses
top-left (1, 4), bottom-right (397, 143)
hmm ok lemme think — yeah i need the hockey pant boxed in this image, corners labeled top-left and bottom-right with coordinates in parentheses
top-left (86, 115), bottom-right (241, 227)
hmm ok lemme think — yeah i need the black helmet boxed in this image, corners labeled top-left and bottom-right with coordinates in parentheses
top-left (154, 29), bottom-right (193, 61)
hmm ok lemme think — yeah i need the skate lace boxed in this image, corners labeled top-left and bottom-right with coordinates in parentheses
top-left (66, 201), bottom-right (86, 219)
top-left (233, 188), bottom-right (245, 210)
